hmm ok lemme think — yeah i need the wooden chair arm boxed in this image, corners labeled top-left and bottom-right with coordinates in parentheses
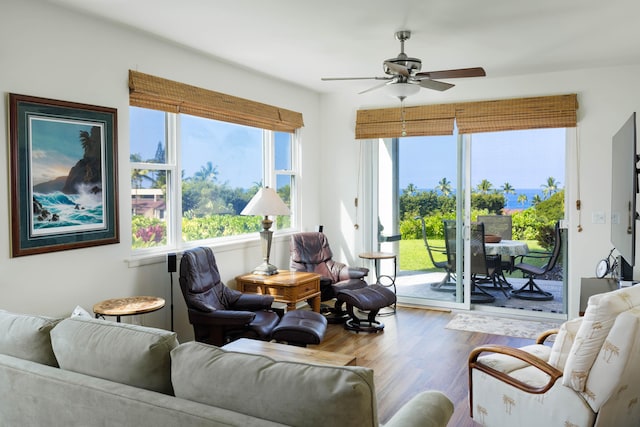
top-left (536, 329), bottom-right (560, 345)
top-left (469, 344), bottom-right (563, 395)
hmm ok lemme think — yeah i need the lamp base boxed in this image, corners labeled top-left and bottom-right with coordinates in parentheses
top-left (252, 261), bottom-right (279, 276)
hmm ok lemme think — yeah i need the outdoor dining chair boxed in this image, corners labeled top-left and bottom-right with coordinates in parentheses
top-left (511, 221), bottom-right (561, 301)
top-left (477, 214), bottom-right (514, 274)
top-left (415, 216), bottom-right (455, 291)
top-left (443, 220), bottom-right (502, 304)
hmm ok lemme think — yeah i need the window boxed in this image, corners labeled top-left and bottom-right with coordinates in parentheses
top-left (130, 106), bottom-right (297, 252)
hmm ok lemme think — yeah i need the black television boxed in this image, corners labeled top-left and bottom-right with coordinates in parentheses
top-left (610, 112), bottom-right (638, 281)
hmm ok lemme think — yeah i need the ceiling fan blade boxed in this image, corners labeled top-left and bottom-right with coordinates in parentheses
top-left (416, 67), bottom-right (486, 79)
top-left (418, 79), bottom-right (455, 91)
top-left (358, 79), bottom-right (395, 95)
top-left (383, 61), bottom-right (410, 77)
top-left (321, 76), bottom-right (389, 81)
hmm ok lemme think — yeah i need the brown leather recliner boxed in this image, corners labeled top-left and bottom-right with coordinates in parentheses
top-left (289, 232), bottom-right (369, 322)
top-left (179, 246), bottom-right (280, 346)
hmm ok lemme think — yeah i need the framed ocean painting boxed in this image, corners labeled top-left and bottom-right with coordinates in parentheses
top-left (9, 94), bottom-right (119, 257)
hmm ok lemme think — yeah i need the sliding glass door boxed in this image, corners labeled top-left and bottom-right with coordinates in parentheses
top-left (469, 129), bottom-right (567, 316)
top-left (377, 134), bottom-right (471, 309)
top-left (379, 128), bottom-right (568, 316)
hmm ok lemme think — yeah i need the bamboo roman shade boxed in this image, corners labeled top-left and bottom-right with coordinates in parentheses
top-left (356, 104), bottom-right (456, 139)
top-left (455, 94), bottom-right (578, 134)
top-left (129, 70), bottom-right (304, 133)
top-left (355, 94), bottom-right (578, 139)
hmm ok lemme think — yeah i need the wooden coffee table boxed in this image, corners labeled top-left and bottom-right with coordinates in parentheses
top-left (222, 338), bottom-right (356, 366)
top-left (235, 270), bottom-right (321, 312)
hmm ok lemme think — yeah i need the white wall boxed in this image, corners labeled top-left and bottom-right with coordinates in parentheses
top-left (0, 0), bottom-right (321, 340)
top-left (320, 66), bottom-right (640, 318)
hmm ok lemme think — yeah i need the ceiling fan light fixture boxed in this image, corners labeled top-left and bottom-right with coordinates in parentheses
top-left (386, 82), bottom-right (420, 101)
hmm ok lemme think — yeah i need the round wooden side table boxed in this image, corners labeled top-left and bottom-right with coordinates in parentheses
top-left (359, 251), bottom-right (397, 315)
top-left (93, 296), bottom-right (165, 323)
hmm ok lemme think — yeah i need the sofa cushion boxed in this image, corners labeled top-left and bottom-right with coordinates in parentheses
top-left (563, 284), bottom-right (640, 391)
top-left (0, 309), bottom-right (61, 367)
top-left (171, 341), bottom-right (377, 427)
top-left (51, 317), bottom-right (178, 395)
top-left (548, 317), bottom-right (582, 370)
top-left (580, 308), bottom-right (640, 412)
top-left (477, 344), bottom-right (551, 374)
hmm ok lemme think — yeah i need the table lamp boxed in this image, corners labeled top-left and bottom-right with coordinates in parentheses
top-left (240, 187), bottom-right (290, 275)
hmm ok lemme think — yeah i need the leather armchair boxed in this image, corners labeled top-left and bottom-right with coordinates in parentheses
top-left (179, 246), bottom-right (280, 346)
top-left (289, 232), bottom-right (369, 322)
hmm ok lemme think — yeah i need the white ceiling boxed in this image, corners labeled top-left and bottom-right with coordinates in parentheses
top-left (48, 0), bottom-right (640, 96)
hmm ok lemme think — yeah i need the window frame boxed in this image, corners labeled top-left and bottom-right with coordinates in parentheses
top-left (129, 108), bottom-right (299, 258)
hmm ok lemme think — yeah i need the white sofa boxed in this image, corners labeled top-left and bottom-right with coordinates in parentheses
top-left (0, 310), bottom-right (453, 427)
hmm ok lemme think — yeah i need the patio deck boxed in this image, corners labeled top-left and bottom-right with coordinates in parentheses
top-left (395, 271), bottom-right (565, 314)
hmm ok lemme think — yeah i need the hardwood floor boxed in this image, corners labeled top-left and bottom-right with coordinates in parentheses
top-left (312, 305), bottom-right (532, 426)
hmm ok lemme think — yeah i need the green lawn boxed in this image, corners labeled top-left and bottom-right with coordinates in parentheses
top-left (399, 239), bottom-right (547, 275)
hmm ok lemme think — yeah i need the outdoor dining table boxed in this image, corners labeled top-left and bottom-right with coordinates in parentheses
top-left (484, 240), bottom-right (529, 257)
top-left (484, 240), bottom-right (529, 288)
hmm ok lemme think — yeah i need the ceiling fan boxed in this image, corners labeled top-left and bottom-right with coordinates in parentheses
top-left (321, 30), bottom-right (486, 100)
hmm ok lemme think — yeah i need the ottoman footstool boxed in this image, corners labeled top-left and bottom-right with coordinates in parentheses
top-left (336, 284), bottom-right (397, 333)
top-left (271, 310), bottom-right (328, 347)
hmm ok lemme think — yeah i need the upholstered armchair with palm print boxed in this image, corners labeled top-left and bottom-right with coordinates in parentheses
top-left (468, 284), bottom-right (640, 426)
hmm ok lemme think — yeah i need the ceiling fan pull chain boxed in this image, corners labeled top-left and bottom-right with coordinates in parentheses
top-left (401, 100), bottom-right (407, 137)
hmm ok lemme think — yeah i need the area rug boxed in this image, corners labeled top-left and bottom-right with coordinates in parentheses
top-left (445, 313), bottom-right (561, 340)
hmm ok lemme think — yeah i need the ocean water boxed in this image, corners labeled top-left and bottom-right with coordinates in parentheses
top-left (416, 188), bottom-right (547, 210)
top-left (32, 190), bottom-right (104, 231)
top-left (504, 188), bottom-right (547, 210)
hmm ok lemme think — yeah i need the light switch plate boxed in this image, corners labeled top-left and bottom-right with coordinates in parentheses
top-left (592, 211), bottom-right (606, 224)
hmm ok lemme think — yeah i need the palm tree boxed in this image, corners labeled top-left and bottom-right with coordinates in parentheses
top-left (532, 194), bottom-right (543, 205)
top-left (79, 126), bottom-right (101, 160)
top-left (501, 182), bottom-right (515, 195)
top-left (501, 182), bottom-right (515, 208)
top-left (194, 161), bottom-right (218, 182)
top-left (130, 153), bottom-right (157, 215)
top-left (541, 177), bottom-right (560, 198)
top-left (435, 177), bottom-right (452, 196)
top-left (404, 183), bottom-right (418, 196)
top-left (130, 153), bottom-right (157, 189)
top-left (476, 179), bottom-right (493, 194)
top-left (517, 193), bottom-right (528, 207)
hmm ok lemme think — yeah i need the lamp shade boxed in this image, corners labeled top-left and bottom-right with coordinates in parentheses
top-left (241, 187), bottom-right (289, 276)
top-left (241, 187), bottom-right (290, 216)
top-left (386, 82), bottom-right (420, 100)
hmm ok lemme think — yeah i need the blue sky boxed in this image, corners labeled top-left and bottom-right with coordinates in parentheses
top-left (130, 108), bottom-right (263, 187)
top-left (400, 128), bottom-right (566, 191)
top-left (30, 117), bottom-right (92, 185)
top-left (131, 107), bottom-right (566, 191)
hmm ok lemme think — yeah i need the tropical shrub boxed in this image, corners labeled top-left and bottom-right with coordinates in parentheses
top-left (181, 215), bottom-right (262, 241)
top-left (400, 212), bottom-right (455, 240)
top-left (471, 193), bottom-right (505, 214)
top-left (534, 190), bottom-right (564, 222)
top-left (132, 216), bottom-right (167, 248)
top-left (132, 214), bottom-right (265, 248)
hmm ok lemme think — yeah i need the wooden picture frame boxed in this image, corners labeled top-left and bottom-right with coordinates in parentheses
top-left (9, 94), bottom-right (119, 257)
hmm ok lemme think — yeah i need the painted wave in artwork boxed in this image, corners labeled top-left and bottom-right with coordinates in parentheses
top-left (32, 186), bottom-right (104, 233)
